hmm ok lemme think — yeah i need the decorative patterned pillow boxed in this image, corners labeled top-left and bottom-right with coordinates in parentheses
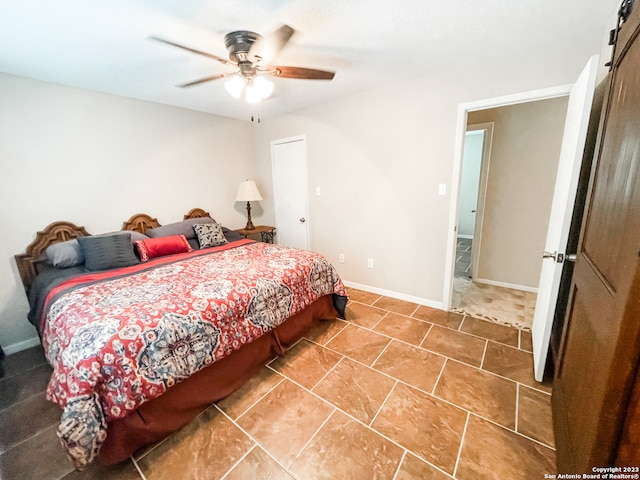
top-left (135, 235), bottom-right (193, 262)
top-left (193, 222), bottom-right (228, 249)
top-left (77, 233), bottom-right (140, 271)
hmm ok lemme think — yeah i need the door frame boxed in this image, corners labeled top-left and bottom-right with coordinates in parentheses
top-left (443, 84), bottom-right (572, 310)
top-left (270, 134), bottom-right (310, 249)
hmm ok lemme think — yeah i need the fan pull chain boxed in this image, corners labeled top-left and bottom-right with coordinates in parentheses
top-left (250, 103), bottom-right (261, 123)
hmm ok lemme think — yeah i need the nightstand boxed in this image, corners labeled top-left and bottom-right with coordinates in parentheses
top-left (235, 225), bottom-right (276, 244)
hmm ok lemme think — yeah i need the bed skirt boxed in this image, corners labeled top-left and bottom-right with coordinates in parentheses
top-left (98, 294), bottom-right (338, 464)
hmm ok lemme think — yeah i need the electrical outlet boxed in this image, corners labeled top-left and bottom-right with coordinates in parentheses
top-left (367, 258), bottom-right (374, 268)
top-left (339, 253), bottom-right (345, 263)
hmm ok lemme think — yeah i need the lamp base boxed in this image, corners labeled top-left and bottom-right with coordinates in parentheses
top-left (244, 201), bottom-right (256, 230)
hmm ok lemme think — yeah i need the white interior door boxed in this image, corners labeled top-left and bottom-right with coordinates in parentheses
top-left (458, 130), bottom-right (484, 238)
top-left (531, 55), bottom-right (598, 381)
top-left (271, 136), bottom-right (310, 249)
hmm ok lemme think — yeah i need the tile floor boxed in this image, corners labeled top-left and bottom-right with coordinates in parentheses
top-left (451, 277), bottom-right (537, 330)
top-left (452, 237), bottom-right (538, 330)
top-left (454, 238), bottom-right (472, 279)
top-left (0, 290), bottom-right (555, 479)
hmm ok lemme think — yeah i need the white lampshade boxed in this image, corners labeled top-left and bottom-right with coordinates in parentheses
top-left (224, 75), bottom-right (273, 103)
top-left (224, 75), bottom-right (245, 99)
top-left (254, 76), bottom-right (274, 99)
top-left (244, 81), bottom-right (261, 104)
top-left (235, 180), bottom-right (263, 202)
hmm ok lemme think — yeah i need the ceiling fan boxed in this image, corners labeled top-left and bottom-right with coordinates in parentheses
top-left (151, 24), bottom-right (335, 103)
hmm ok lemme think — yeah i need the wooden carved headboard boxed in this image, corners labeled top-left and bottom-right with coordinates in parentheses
top-left (184, 208), bottom-right (211, 220)
top-left (121, 213), bottom-right (161, 233)
top-left (15, 208), bottom-right (213, 297)
top-left (14, 222), bottom-right (91, 297)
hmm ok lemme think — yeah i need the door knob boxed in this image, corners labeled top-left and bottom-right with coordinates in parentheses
top-left (299, 218), bottom-right (306, 223)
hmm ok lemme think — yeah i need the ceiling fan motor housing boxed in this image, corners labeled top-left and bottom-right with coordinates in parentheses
top-left (224, 31), bottom-right (262, 63)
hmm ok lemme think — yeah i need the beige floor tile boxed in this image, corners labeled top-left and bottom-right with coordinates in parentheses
top-left (344, 302), bottom-right (388, 328)
top-left (372, 296), bottom-right (419, 316)
top-left (421, 325), bottom-right (486, 367)
top-left (372, 383), bottom-right (467, 475)
top-left (347, 289), bottom-right (382, 305)
top-left (482, 342), bottom-right (552, 393)
top-left (236, 380), bottom-right (334, 467)
top-left (456, 415), bottom-right (556, 479)
top-left (216, 367), bottom-right (284, 420)
top-left (395, 453), bottom-right (453, 480)
top-left (224, 447), bottom-right (294, 480)
top-left (137, 406), bottom-right (253, 480)
top-left (412, 306), bottom-right (464, 330)
top-left (460, 317), bottom-right (519, 347)
top-left (373, 312), bottom-right (432, 346)
top-left (434, 360), bottom-right (517, 429)
top-left (520, 330), bottom-right (533, 352)
top-left (303, 318), bottom-right (349, 345)
top-left (518, 386), bottom-right (555, 448)
top-left (269, 339), bottom-right (342, 389)
top-left (290, 411), bottom-right (403, 480)
top-left (326, 324), bottom-right (391, 366)
top-left (372, 340), bottom-right (445, 393)
top-left (313, 357), bottom-right (395, 424)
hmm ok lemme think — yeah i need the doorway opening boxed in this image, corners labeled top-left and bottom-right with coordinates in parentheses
top-left (444, 85), bottom-right (572, 330)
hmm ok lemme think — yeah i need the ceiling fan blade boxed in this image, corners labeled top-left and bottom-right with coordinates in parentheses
top-left (149, 36), bottom-right (235, 66)
top-left (248, 24), bottom-right (295, 64)
top-left (178, 72), bottom-right (235, 88)
top-left (269, 66), bottom-right (335, 80)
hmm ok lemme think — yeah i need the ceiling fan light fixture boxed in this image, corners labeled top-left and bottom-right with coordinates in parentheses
top-left (244, 80), bottom-right (262, 103)
top-left (224, 75), bottom-right (245, 99)
top-left (254, 76), bottom-right (274, 99)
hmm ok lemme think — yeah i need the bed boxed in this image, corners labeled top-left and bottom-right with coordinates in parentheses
top-left (14, 208), bottom-right (347, 469)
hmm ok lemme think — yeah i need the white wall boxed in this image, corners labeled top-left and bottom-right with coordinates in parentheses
top-left (0, 74), bottom-right (256, 352)
top-left (254, 46), bottom-right (611, 307)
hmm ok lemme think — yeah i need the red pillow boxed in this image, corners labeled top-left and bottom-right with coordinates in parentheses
top-left (135, 235), bottom-right (193, 262)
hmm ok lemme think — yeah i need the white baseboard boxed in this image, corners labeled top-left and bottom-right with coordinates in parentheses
top-left (343, 281), bottom-right (443, 310)
top-left (474, 277), bottom-right (538, 293)
top-left (3, 336), bottom-right (41, 355)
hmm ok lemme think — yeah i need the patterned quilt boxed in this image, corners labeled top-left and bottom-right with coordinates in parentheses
top-left (39, 239), bottom-right (347, 469)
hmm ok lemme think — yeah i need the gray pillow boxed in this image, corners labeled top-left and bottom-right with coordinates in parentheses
top-left (147, 217), bottom-right (215, 240)
top-left (44, 239), bottom-right (85, 268)
top-left (193, 223), bottom-right (228, 248)
top-left (77, 233), bottom-right (140, 271)
top-left (96, 230), bottom-right (149, 243)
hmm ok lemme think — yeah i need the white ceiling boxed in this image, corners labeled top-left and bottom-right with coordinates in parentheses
top-left (0, 0), bottom-right (618, 121)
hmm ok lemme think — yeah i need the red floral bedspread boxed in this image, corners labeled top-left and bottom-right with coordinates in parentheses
top-left (40, 240), bottom-right (346, 469)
